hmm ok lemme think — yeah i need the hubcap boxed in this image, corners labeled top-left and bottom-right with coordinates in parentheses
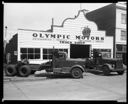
top-left (8, 68), bottom-right (13, 73)
top-left (74, 71), bottom-right (79, 76)
top-left (22, 68), bottom-right (27, 74)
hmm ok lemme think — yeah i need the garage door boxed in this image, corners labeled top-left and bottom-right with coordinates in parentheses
top-left (70, 44), bottom-right (90, 58)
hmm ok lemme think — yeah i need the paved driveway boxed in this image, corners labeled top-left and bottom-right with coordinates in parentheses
top-left (3, 71), bottom-right (126, 102)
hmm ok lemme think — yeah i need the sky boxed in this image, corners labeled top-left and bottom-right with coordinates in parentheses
top-left (4, 3), bottom-right (113, 41)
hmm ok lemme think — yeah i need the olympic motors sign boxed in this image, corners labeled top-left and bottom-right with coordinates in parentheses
top-left (32, 26), bottom-right (105, 43)
top-left (32, 27), bottom-right (104, 42)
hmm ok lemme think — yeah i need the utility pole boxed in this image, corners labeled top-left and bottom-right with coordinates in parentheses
top-left (4, 26), bottom-right (7, 52)
top-left (4, 26), bottom-right (7, 63)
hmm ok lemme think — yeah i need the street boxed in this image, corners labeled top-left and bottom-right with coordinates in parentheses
top-left (3, 71), bottom-right (126, 102)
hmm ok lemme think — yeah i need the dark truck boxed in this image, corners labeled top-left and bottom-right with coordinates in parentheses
top-left (5, 49), bottom-right (126, 78)
top-left (38, 51), bottom-right (86, 78)
top-left (4, 50), bottom-right (85, 78)
top-left (85, 51), bottom-right (126, 75)
top-left (38, 50), bottom-right (126, 78)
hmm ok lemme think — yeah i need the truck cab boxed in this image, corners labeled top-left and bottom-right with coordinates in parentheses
top-left (39, 50), bottom-right (85, 78)
top-left (85, 51), bottom-right (126, 75)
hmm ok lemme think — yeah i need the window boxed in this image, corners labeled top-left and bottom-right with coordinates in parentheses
top-left (101, 52), bottom-right (111, 58)
top-left (21, 48), bottom-right (27, 53)
top-left (122, 45), bottom-right (126, 52)
top-left (121, 30), bottom-right (126, 40)
top-left (92, 49), bottom-right (111, 58)
top-left (121, 14), bottom-right (126, 24)
top-left (116, 53), bottom-right (122, 58)
top-left (43, 48), bottom-right (68, 59)
top-left (116, 45), bottom-right (122, 52)
top-left (20, 48), bottom-right (40, 59)
top-left (117, 45), bottom-right (126, 52)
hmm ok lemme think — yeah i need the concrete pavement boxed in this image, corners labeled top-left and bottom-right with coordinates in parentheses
top-left (3, 72), bottom-right (126, 102)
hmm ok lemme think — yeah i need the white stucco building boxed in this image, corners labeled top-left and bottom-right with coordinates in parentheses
top-left (17, 10), bottom-right (113, 64)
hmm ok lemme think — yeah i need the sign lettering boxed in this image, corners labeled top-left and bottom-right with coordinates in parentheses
top-left (32, 33), bottom-right (104, 43)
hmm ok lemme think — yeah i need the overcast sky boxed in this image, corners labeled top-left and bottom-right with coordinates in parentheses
top-left (4, 3), bottom-right (112, 41)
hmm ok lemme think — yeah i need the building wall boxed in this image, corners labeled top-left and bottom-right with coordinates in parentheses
top-left (6, 34), bottom-right (17, 64)
top-left (116, 8), bottom-right (126, 44)
top-left (86, 4), bottom-right (116, 58)
top-left (18, 10), bottom-right (113, 64)
top-left (86, 3), bottom-right (127, 64)
top-left (86, 4), bottom-right (116, 36)
top-left (18, 30), bottom-right (70, 64)
top-left (115, 4), bottom-right (127, 64)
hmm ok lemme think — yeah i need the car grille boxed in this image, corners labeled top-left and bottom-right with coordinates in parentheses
top-left (116, 60), bottom-right (123, 69)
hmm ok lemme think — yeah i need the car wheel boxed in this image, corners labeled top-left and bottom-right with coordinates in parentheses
top-left (5, 65), bottom-right (17, 76)
top-left (18, 65), bottom-right (31, 77)
top-left (102, 66), bottom-right (110, 76)
top-left (71, 67), bottom-right (83, 79)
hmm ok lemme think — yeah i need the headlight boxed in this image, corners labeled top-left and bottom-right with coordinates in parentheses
top-left (112, 64), bottom-right (115, 68)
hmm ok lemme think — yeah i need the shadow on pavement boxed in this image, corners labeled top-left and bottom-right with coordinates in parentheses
top-left (87, 69), bottom-right (121, 76)
top-left (35, 73), bottom-right (73, 79)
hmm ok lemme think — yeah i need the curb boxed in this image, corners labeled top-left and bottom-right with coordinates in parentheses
top-left (4, 74), bottom-right (47, 82)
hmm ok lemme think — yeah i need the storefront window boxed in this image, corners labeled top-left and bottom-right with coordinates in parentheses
top-left (43, 48), bottom-right (68, 59)
top-left (21, 48), bottom-right (27, 53)
top-left (116, 45), bottom-right (126, 52)
top-left (92, 49), bottom-right (111, 58)
top-left (101, 52), bottom-right (111, 58)
top-left (35, 54), bottom-right (40, 59)
top-left (20, 48), bottom-right (40, 59)
top-left (116, 45), bottom-right (123, 52)
top-left (28, 54), bottom-right (34, 59)
top-left (28, 48), bottom-right (34, 53)
top-left (116, 53), bottom-right (122, 58)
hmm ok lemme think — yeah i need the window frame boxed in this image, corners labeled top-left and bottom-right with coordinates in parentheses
top-left (20, 48), bottom-right (40, 60)
top-left (43, 48), bottom-right (68, 59)
top-left (121, 30), bottom-right (126, 40)
top-left (121, 13), bottom-right (126, 24)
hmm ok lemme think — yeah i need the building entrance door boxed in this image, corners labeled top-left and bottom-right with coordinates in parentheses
top-left (70, 44), bottom-right (90, 58)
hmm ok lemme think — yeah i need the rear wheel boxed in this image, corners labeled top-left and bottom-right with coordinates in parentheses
top-left (18, 65), bottom-right (31, 77)
top-left (5, 65), bottom-right (17, 76)
top-left (117, 71), bottom-right (125, 75)
top-left (71, 67), bottom-right (83, 79)
top-left (102, 66), bottom-right (110, 76)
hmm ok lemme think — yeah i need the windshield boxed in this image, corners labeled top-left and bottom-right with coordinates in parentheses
top-left (101, 52), bottom-right (111, 58)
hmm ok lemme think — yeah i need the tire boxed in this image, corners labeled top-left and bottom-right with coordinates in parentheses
top-left (117, 71), bottom-right (125, 75)
top-left (5, 65), bottom-right (17, 76)
top-left (102, 65), bottom-right (110, 76)
top-left (71, 67), bottom-right (83, 79)
top-left (18, 65), bottom-right (31, 77)
top-left (31, 70), bottom-right (36, 74)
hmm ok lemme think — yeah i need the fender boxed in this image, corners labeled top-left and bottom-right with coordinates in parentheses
top-left (102, 63), bottom-right (113, 70)
top-left (71, 64), bottom-right (85, 72)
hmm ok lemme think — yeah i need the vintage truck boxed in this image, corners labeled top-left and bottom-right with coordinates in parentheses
top-left (4, 49), bottom-right (126, 78)
top-left (85, 51), bottom-right (126, 75)
top-left (38, 50), bottom-right (86, 78)
top-left (38, 49), bottom-right (126, 78)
